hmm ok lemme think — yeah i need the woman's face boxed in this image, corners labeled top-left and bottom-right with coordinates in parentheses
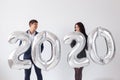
top-left (75, 25), bottom-right (80, 32)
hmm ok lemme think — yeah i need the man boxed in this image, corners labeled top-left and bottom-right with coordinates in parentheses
top-left (23, 19), bottom-right (44, 80)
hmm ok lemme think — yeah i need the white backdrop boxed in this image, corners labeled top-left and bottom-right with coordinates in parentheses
top-left (0, 0), bottom-right (120, 80)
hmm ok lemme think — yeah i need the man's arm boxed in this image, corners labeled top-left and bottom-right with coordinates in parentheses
top-left (19, 40), bottom-right (22, 46)
top-left (41, 43), bottom-right (44, 52)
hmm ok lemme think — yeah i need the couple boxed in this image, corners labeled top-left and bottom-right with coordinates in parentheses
top-left (23, 19), bottom-right (88, 80)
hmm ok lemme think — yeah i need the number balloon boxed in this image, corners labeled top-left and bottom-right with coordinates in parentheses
top-left (32, 31), bottom-right (61, 71)
top-left (88, 27), bottom-right (115, 64)
top-left (8, 31), bottom-right (31, 69)
top-left (64, 32), bottom-right (90, 68)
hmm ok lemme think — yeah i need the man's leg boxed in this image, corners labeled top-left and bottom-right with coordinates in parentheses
top-left (24, 68), bottom-right (31, 80)
top-left (34, 64), bottom-right (43, 80)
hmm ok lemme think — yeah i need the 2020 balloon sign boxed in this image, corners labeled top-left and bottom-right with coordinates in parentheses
top-left (8, 27), bottom-right (115, 70)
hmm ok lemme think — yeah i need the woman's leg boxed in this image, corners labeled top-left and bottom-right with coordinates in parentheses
top-left (74, 68), bottom-right (78, 80)
top-left (74, 67), bottom-right (83, 80)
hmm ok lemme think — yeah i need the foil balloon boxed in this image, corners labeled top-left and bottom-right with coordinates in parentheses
top-left (8, 31), bottom-right (32, 69)
top-left (32, 31), bottom-right (61, 71)
top-left (88, 27), bottom-right (115, 65)
top-left (64, 32), bottom-right (90, 68)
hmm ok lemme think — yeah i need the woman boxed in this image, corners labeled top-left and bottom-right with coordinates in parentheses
top-left (70, 22), bottom-right (88, 80)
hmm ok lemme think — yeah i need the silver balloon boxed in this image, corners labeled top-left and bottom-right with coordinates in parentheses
top-left (32, 31), bottom-right (61, 71)
top-left (88, 27), bottom-right (115, 65)
top-left (63, 32), bottom-right (90, 68)
top-left (8, 31), bottom-right (32, 70)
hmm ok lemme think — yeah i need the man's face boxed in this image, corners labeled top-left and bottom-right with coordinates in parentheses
top-left (30, 22), bottom-right (38, 31)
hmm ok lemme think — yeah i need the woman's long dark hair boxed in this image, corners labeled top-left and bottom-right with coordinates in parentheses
top-left (74, 22), bottom-right (88, 50)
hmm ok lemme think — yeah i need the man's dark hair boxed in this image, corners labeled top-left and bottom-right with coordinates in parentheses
top-left (29, 19), bottom-right (38, 25)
